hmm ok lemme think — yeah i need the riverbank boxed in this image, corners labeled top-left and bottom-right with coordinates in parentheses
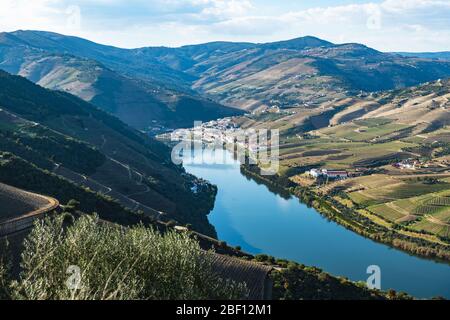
top-left (240, 164), bottom-right (450, 263)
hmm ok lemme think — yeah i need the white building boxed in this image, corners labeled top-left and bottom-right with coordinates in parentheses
top-left (308, 168), bottom-right (348, 180)
top-left (309, 169), bottom-right (321, 178)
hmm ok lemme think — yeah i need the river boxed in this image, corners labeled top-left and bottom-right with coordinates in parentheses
top-left (183, 147), bottom-right (450, 299)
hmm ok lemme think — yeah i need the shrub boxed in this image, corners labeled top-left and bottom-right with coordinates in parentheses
top-left (0, 240), bottom-right (11, 300)
top-left (218, 241), bottom-right (227, 248)
top-left (6, 215), bottom-right (248, 300)
top-left (254, 254), bottom-right (275, 264)
top-left (255, 254), bottom-right (269, 262)
top-left (0, 262), bottom-right (9, 300)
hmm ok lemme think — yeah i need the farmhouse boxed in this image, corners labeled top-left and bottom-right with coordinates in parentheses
top-left (308, 169), bottom-right (349, 180)
top-left (393, 159), bottom-right (418, 170)
top-left (323, 169), bottom-right (349, 179)
top-left (309, 168), bottom-right (321, 178)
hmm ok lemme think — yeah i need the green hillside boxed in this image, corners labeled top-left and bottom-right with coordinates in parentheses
top-left (0, 70), bottom-right (217, 236)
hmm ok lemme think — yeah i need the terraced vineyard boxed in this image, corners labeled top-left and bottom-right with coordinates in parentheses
top-left (367, 203), bottom-right (407, 222)
top-left (0, 183), bottom-right (46, 221)
top-left (321, 122), bottom-right (412, 142)
top-left (364, 188), bottom-right (450, 237)
top-left (411, 220), bottom-right (450, 238)
top-left (0, 182), bottom-right (57, 225)
top-left (431, 210), bottom-right (450, 224)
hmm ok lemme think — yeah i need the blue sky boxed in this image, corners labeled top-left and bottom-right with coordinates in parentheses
top-left (1, 0), bottom-right (449, 52)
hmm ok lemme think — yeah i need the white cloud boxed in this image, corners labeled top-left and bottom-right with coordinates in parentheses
top-left (204, 0), bottom-right (450, 51)
top-left (0, 0), bottom-right (449, 51)
top-left (0, 0), bottom-right (77, 34)
top-left (198, 0), bottom-right (253, 19)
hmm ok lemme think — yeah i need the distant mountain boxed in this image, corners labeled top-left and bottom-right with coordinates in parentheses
top-left (0, 70), bottom-right (217, 236)
top-left (1, 30), bottom-right (194, 88)
top-left (260, 36), bottom-right (333, 50)
top-left (2, 30), bottom-right (450, 116)
top-left (0, 31), bottom-right (242, 130)
top-left (395, 52), bottom-right (450, 61)
top-left (176, 41), bottom-right (450, 111)
top-left (127, 37), bottom-right (450, 111)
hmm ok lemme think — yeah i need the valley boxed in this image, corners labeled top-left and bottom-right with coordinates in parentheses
top-left (231, 78), bottom-right (450, 250)
top-left (0, 30), bottom-right (449, 301)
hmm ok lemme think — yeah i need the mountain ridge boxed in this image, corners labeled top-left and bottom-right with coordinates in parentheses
top-left (395, 51), bottom-right (450, 61)
top-left (0, 31), bottom-right (242, 130)
top-left (2, 30), bottom-right (450, 115)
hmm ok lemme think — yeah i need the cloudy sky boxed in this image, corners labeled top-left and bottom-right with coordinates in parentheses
top-left (1, 0), bottom-right (449, 52)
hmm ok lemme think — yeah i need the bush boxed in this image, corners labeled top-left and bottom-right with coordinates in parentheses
top-left (0, 262), bottom-right (9, 300)
top-left (0, 240), bottom-right (11, 300)
top-left (254, 254), bottom-right (275, 264)
top-left (5, 215), bottom-right (248, 300)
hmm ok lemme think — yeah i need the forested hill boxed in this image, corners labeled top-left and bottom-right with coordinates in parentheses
top-left (0, 70), bottom-right (217, 236)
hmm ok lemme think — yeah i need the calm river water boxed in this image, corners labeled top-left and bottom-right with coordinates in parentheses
top-left (183, 147), bottom-right (450, 298)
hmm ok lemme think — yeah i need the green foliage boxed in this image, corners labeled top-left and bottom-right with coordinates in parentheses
top-left (0, 240), bottom-right (11, 300)
top-left (0, 70), bottom-right (86, 121)
top-left (0, 262), bottom-right (9, 300)
top-left (64, 200), bottom-right (80, 213)
top-left (270, 263), bottom-right (409, 300)
top-left (0, 70), bottom-right (160, 149)
top-left (0, 127), bottom-right (105, 175)
top-left (14, 126), bottom-right (105, 175)
top-left (0, 131), bottom-right (54, 170)
top-left (353, 118), bottom-right (393, 127)
top-left (254, 254), bottom-right (275, 264)
top-left (434, 142), bottom-right (450, 157)
top-left (7, 215), bottom-right (247, 300)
